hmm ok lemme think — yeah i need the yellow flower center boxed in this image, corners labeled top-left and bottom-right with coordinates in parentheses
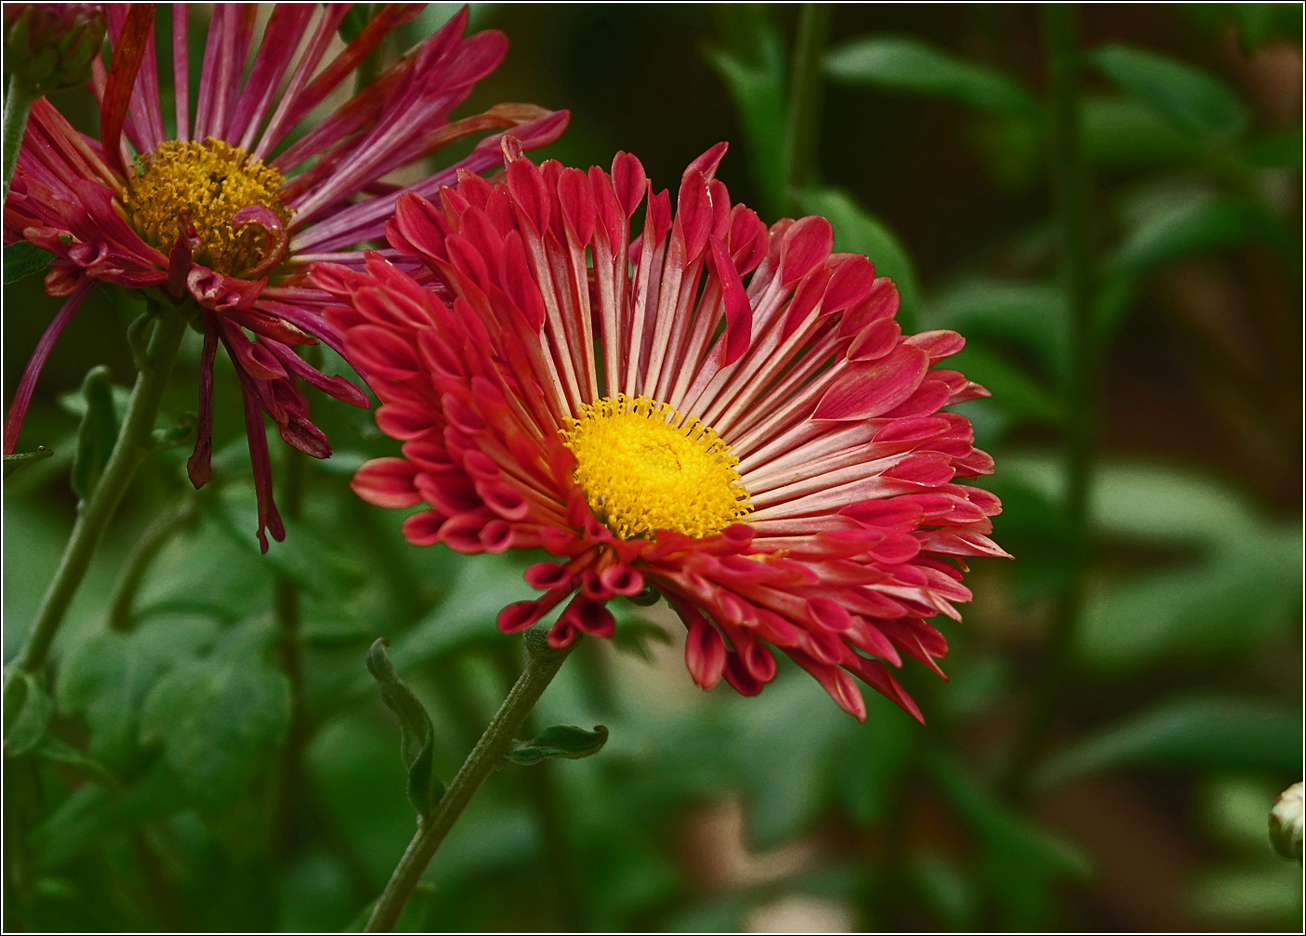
top-left (122, 138), bottom-right (292, 277)
top-left (562, 394), bottom-right (752, 540)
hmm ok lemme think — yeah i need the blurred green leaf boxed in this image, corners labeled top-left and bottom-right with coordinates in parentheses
top-left (337, 4), bottom-right (373, 43)
top-left (3, 670), bottom-right (54, 757)
top-left (3, 241), bottom-right (55, 284)
top-left (703, 9), bottom-right (787, 217)
top-left (30, 734), bottom-right (116, 788)
top-left (928, 750), bottom-right (1089, 929)
top-left (1090, 43), bottom-right (1249, 140)
top-left (910, 852), bottom-right (979, 932)
top-left (796, 186), bottom-right (922, 328)
top-left (824, 35), bottom-right (1039, 117)
top-left (139, 623), bottom-right (290, 812)
top-left (365, 638), bottom-right (445, 816)
top-left (1242, 126), bottom-right (1304, 169)
top-left (1110, 193), bottom-right (1292, 277)
top-left (944, 345), bottom-right (1063, 427)
top-left (1182, 3), bottom-right (1304, 52)
top-left (1080, 462), bottom-right (1301, 670)
top-left (506, 724), bottom-right (609, 766)
top-left (1190, 863), bottom-right (1305, 924)
top-left (1081, 95), bottom-right (1205, 167)
top-left (58, 630), bottom-right (175, 767)
top-left (70, 366), bottom-right (120, 500)
top-left (1036, 696), bottom-right (1303, 790)
top-left (4, 445), bottom-right (54, 479)
top-left (928, 280), bottom-right (1068, 379)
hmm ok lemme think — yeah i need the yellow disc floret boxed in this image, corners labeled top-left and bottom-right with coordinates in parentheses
top-left (122, 138), bottom-right (292, 276)
top-left (562, 394), bottom-right (752, 540)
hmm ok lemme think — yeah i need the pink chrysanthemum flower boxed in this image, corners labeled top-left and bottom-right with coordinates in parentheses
top-left (313, 141), bottom-right (1008, 720)
top-left (3, 3), bottom-right (567, 549)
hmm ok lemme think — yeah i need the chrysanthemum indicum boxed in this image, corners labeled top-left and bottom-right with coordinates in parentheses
top-left (4, 4), bottom-right (567, 549)
top-left (314, 141), bottom-right (1008, 720)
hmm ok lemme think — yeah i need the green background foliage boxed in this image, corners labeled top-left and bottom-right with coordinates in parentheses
top-left (3, 4), bottom-right (1301, 932)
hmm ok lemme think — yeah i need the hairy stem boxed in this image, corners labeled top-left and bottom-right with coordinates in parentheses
top-left (1007, 3), bottom-right (1095, 798)
top-left (2, 73), bottom-right (38, 202)
top-left (364, 630), bottom-right (577, 932)
top-left (782, 2), bottom-right (831, 213)
top-left (12, 306), bottom-right (188, 677)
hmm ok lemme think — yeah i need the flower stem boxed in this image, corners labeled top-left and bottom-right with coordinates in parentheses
top-left (11, 305), bottom-right (189, 676)
top-left (782, 2), bottom-right (831, 214)
top-left (1007, 3), bottom-right (1095, 798)
top-left (273, 436), bottom-right (309, 859)
top-left (364, 629), bottom-right (577, 933)
top-left (2, 73), bottom-right (38, 202)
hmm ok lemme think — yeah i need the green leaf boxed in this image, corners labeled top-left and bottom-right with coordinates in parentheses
top-left (337, 4), bottom-right (372, 44)
top-left (505, 724), bottom-right (609, 766)
top-left (3, 241), bottom-right (55, 284)
top-left (927, 279), bottom-right (1068, 382)
top-left (795, 186), bottom-right (922, 329)
top-left (1242, 126), bottom-right (1304, 169)
top-left (1090, 43), bottom-right (1250, 140)
top-left (703, 17), bottom-right (788, 217)
top-left (928, 750), bottom-right (1089, 930)
top-left (1035, 696), bottom-right (1304, 791)
top-left (3, 671), bottom-right (54, 757)
top-left (30, 734), bottom-right (117, 788)
top-left (70, 366), bottom-right (120, 500)
top-left (139, 627), bottom-right (291, 812)
top-left (365, 638), bottom-right (444, 816)
top-left (824, 35), bottom-right (1039, 117)
top-left (58, 631), bottom-right (171, 767)
top-left (3, 445), bottom-right (54, 479)
top-left (1081, 95), bottom-right (1204, 167)
top-left (1079, 462), bottom-right (1302, 670)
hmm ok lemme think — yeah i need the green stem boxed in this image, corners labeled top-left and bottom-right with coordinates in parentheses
top-left (782, 2), bottom-right (831, 214)
top-left (12, 306), bottom-right (188, 676)
top-left (109, 495), bottom-right (200, 632)
top-left (1007, 3), bottom-right (1095, 799)
top-left (2, 73), bottom-right (38, 203)
top-left (364, 629), bottom-right (577, 933)
top-left (273, 440), bottom-right (308, 859)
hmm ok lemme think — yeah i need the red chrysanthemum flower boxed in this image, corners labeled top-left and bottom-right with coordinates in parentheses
top-left (312, 140), bottom-right (1008, 721)
top-left (4, 3), bottom-right (567, 549)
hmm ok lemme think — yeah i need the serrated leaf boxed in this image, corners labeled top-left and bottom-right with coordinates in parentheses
top-left (3, 241), bottom-right (55, 284)
top-left (365, 638), bottom-right (444, 816)
top-left (3, 445), bottom-right (54, 479)
top-left (824, 35), bottom-right (1039, 117)
top-left (796, 186), bottom-right (922, 329)
top-left (70, 366), bottom-right (120, 500)
top-left (1090, 43), bottom-right (1249, 140)
top-left (3, 671), bottom-right (54, 757)
top-left (1036, 696), bottom-right (1304, 791)
top-left (506, 724), bottom-right (609, 766)
top-left (139, 630), bottom-right (291, 812)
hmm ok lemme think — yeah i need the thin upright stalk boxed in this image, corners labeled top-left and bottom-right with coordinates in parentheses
top-left (2, 73), bottom-right (38, 201)
top-left (11, 305), bottom-right (189, 677)
top-left (1007, 3), bottom-right (1095, 798)
top-left (364, 629), bottom-right (577, 933)
top-left (782, 2), bottom-right (831, 214)
top-left (273, 435), bottom-right (308, 858)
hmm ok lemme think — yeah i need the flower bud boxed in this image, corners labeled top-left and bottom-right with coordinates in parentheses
top-left (3, 3), bottom-right (106, 92)
top-left (1269, 781), bottom-right (1303, 862)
